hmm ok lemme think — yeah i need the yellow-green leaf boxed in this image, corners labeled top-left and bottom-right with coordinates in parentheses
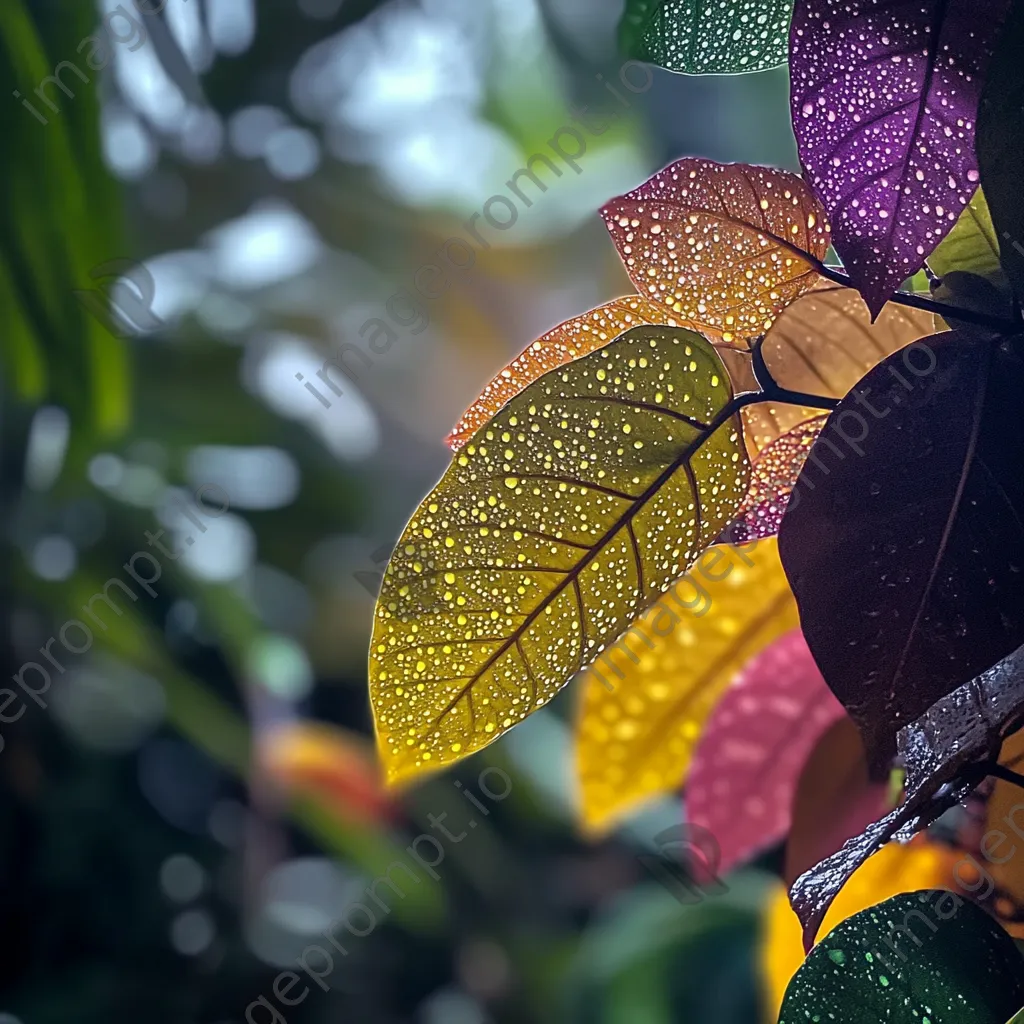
top-left (370, 326), bottom-right (751, 785)
top-left (574, 535), bottom-right (798, 833)
top-left (927, 189), bottom-right (1008, 291)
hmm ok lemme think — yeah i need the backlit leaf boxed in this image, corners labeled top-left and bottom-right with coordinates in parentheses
top-left (575, 536), bottom-right (798, 833)
top-left (778, 891), bottom-right (1024, 1024)
top-left (927, 189), bottom-right (1008, 291)
top-left (785, 716), bottom-right (890, 884)
top-left (371, 325), bottom-right (750, 785)
top-left (790, 645), bottom-right (1024, 947)
top-left (779, 331), bottom-right (1024, 772)
top-left (789, 0), bottom-right (1011, 316)
top-left (446, 296), bottom-right (675, 452)
top-left (728, 416), bottom-right (826, 541)
top-left (977, 0), bottom-right (1024, 306)
top-left (601, 158), bottom-right (830, 345)
top-left (740, 282), bottom-right (934, 455)
top-left (685, 630), bottom-right (846, 876)
top-left (618, 0), bottom-right (792, 75)
top-left (762, 840), bottom-right (960, 1019)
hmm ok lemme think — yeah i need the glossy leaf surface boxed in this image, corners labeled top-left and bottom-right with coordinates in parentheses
top-left (977, 0), bottom-right (1024, 306)
top-left (778, 891), bottom-right (1024, 1024)
top-left (446, 296), bottom-right (674, 452)
top-left (789, 0), bottom-right (1011, 316)
top-left (371, 326), bottom-right (750, 785)
top-left (576, 537), bottom-right (798, 833)
top-left (729, 416), bottom-right (826, 541)
top-left (685, 630), bottom-right (845, 875)
top-left (618, 0), bottom-right (792, 75)
top-left (601, 158), bottom-right (830, 345)
top-left (763, 840), bottom-right (959, 1019)
top-left (779, 331), bottom-right (1024, 771)
top-left (741, 282), bottom-right (934, 455)
top-left (791, 645), bottom-right (1024, 947)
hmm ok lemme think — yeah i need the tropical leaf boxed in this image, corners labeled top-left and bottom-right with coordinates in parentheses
top-left (762, 840), bottom-right (960, 1020)
top-left (727, 415), bottom-right (826, 541)
top-left (601, 158), bottom-right (830, 345)
top-left (927, 190), bottom-right (1008, 291)
top-left (685, 630), bottom-right (846, 875)
top-left (790, 644), bottom-right (1024, 948)
top-left (977, 0), bottom-right (1024, 307)
top-left (789, 0), bottom-right (1012, 316)
top-left (446, 296), bottom-right (675, 452)
top-left (779, 331), bottom-right (1024, 772)
top-left (0, 3), bottom-right (131, 435)
top-left (740, 282), bottom-right (934, 455)
top-left (784, 716), bottom-right (890, 884)
top-left (778, 890), bottom-right (1024, 1024)
top-left (618, 0), bottom-right (792, 75)
top-left (371, 325), bottom-right (750, 785)
top-left (575, 536), bottom-right (798, 833)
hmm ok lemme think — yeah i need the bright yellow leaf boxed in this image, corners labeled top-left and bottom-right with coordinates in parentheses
top-left (574, 535), bottom-right (798, 833)
top-left (761, 839), bottom-right (961, 1021)
top-left (371, 326), bottom-right (751, 786)
top-left (601, 158), bottom-right (831, 345)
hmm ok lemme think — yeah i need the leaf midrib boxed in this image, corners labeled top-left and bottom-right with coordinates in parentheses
top-left (427, 396), bottom-right (746, 730)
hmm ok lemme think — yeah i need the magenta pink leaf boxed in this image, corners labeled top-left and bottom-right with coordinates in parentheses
top-left (789, 0), bottom-right (1011, 317)
top-left (685, 630), bottom-right (846, 877)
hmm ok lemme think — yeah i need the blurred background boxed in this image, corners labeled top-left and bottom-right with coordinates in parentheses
top-left (0, 2), bottom-right (802, 1021)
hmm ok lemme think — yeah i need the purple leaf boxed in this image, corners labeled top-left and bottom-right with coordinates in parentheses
top-left (789, 0), bottom-right (1011, 317)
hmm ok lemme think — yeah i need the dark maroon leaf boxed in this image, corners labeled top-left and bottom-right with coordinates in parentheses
top-left (778, 330), bottom-right (1024, 773)
top-left (789, 0), bottom-right (1011, 316)
top-left (784, 716), bottom-right (890, 886)
top-left (685, 630), bottom-right (846, 876)
top-left (790, 643), bottom-right (1024, 949)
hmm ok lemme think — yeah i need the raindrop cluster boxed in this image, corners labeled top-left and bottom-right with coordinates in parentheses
top-left (621, 0), bottom-right (793, 74)
top-left (789, 0), bottom-right (1010, 314)
top-left (601, 158), bottom-right (831, 345)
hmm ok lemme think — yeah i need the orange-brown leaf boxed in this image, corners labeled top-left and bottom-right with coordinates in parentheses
top-left (741, 281), bottom-right (936, 454)
top-left (601, 158), bottom-right (831, 345)
top-left (446, 296), bottom-right (675, 451)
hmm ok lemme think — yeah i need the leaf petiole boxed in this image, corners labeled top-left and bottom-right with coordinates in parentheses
top-left (812, 261), bottom-right (1024, 333)
top-left (748, 336), bottom-right (842, 413)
